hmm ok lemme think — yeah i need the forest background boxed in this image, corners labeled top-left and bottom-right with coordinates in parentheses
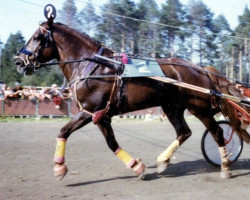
top-left (0, 0), bottom-right (249, 87)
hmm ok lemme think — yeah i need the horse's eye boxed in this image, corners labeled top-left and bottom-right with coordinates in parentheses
top-left (34, 33), bottom-right (44, 41)
top-left (34, 35), bottom-right (40, 41)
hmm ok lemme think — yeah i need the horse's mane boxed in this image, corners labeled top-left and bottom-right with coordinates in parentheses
top-left (51, 22), bottom-right (113, 54)
top-left (205, 66), bottom-right (250, 143)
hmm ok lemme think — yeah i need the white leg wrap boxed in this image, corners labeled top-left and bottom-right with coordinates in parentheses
top-left (218, 146), bottom-right (232, 178)
top-left (157, 140), bottom-right (180, 163)
top-left (218, 146), bottom-right (229, 163)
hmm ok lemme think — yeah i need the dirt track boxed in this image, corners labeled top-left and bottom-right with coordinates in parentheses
top-left (1, 119), bottom-right (250, 200)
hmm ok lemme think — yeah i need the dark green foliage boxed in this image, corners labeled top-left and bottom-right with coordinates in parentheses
top-left (1, 32), bottom-right (25, 86)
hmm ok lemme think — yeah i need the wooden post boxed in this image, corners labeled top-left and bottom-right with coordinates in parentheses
top-left (239, 46), bottom-right (242, 82)
top-left (226, 62), bottom-right (229, 78)
top-left (121, 16), bottom-right (125, 52)
top-left (219, 43), bottom-right (224, 73)
top-left (230, 47), bottom-right (234, 80)
top-left (130, 40), bottom-right (134, 55)
top-left (248, 39), bottom-right (250, 84)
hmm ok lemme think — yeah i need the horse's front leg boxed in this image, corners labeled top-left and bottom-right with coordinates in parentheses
top-left (53, 112), bottom-right (92, 179)
top-left (97, 118), bottom-right (146, 179)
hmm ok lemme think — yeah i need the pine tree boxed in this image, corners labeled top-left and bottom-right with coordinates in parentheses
top-left (96, 0), bottom-right (139, 54)
top-left (57, 0), bottom-right (81, 31)
top-left (137, 0), bottom-right (161, 57)
top-left (159, 0), bottom-right (186, 57)
top-left (78, 0), bottom-right (99, 36)
top-left (233, 6), bottom-right (250, 83)
top-left (1, 32), bottom-right (25, 86)
top-left (212, 14), bottom-right (232, 73)
top-left (186, 0), bottom-right (215, 66)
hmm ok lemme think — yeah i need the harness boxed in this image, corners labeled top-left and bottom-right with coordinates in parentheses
top-left (71, 47), bottom-right (123, 124)
top-left (14, 26), bottom-right (53, 72)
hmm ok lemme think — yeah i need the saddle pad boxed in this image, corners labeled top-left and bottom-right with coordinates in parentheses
top-left (122, 58), bottom-right (165, 77)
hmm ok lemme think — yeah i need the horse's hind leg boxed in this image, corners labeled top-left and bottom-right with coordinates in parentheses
top-left (97, 118), bottom-right (145, 179)
top-left (53, 112), bottom-right (92, 179)
top-left (157, 104), bottom-right (192, 174)
top-left (191, 109), bottom-right (232, 178)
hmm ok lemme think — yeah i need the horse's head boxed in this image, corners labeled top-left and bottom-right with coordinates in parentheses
top-left (14, 22), bottom-right (58, 75)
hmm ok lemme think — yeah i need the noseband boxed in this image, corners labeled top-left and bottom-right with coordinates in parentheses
top-left (15, 47), bottom-right (39, 67)
top-left (14, 26), bottom-right (53, 71)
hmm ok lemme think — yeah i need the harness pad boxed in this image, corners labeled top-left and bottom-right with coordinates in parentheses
top-left (122, 58), bottom-right (165, 77)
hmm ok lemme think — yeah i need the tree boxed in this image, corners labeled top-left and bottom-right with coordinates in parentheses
top-left (212, 14), bottom-right (232, 73)
top-left (186, 0), bottom-right (216, 66)
top-left (137, 0), bottom-right (162, 57)
top-left (0, 38), bottom-right (3, 80)
top-left (1, 32), bottom-right (25, 86)
top-left (57, 0), bottom-right (81, 31)
top-left (96, 0), bottom-right (139, 54)
top-left (159, 0), bottom-right (186, 57)
top-left (233, 6), bottom-right (250, 82)
top-left (78, 0), bottom-right (99, 36)
top-left (20, 66), bottom-right (64, 87)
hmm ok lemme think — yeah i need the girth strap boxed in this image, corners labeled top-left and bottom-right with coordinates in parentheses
top-left (73, 75), bottom-right (118, 124)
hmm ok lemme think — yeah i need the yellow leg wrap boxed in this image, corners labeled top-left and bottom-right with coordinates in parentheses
top-left (54, 138), bottom-right (66, 164)
top-left (157, 140), bottom-right (180, 163)
top-left (116, 148), bottom-right (136, 168)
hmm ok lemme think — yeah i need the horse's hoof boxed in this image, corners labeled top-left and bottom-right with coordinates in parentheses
top-left (157, 160), bottom-right (170, 174)
top-left (54, 163), bottom-right (68, 180)
top-left (138, 170), bottom-right (146, 180)
top-left (132, 159), bottom-right (145, 179)
top-left (220, 170), bottom-right (232, 179)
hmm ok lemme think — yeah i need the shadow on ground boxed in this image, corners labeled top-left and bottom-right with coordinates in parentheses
top-left (66, 159), bottom-right (250, 186)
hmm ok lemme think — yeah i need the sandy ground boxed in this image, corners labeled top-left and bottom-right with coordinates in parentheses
top-left (1, 119), bottom-right (250, 200)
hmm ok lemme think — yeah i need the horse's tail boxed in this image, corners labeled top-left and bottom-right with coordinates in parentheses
top-left (205, 66), bottom-right (250, 144)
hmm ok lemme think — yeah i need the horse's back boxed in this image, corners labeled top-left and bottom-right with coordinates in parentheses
top-left (157, 58), bottom-right (212, 90)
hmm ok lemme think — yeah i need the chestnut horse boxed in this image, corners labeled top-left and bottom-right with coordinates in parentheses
top-left (14, 20), bottom-right (250, 180)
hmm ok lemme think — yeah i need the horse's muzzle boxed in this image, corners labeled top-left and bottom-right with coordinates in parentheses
top-left (14, 57), bottom-right (25, 72)
top-left (14, 55), bottom-right (35, 75)
top-left (14, 60), bottom-right (23, 68)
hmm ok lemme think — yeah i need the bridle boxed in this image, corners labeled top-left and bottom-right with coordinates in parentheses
top-left (14, 25), bottom-right (54, 72)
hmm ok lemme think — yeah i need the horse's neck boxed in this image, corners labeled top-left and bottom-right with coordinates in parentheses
top-left (56, 36), bottom-right (100, 82)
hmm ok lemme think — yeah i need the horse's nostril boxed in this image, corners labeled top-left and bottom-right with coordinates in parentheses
top-left (15, 61), bottom-right (22, 66)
